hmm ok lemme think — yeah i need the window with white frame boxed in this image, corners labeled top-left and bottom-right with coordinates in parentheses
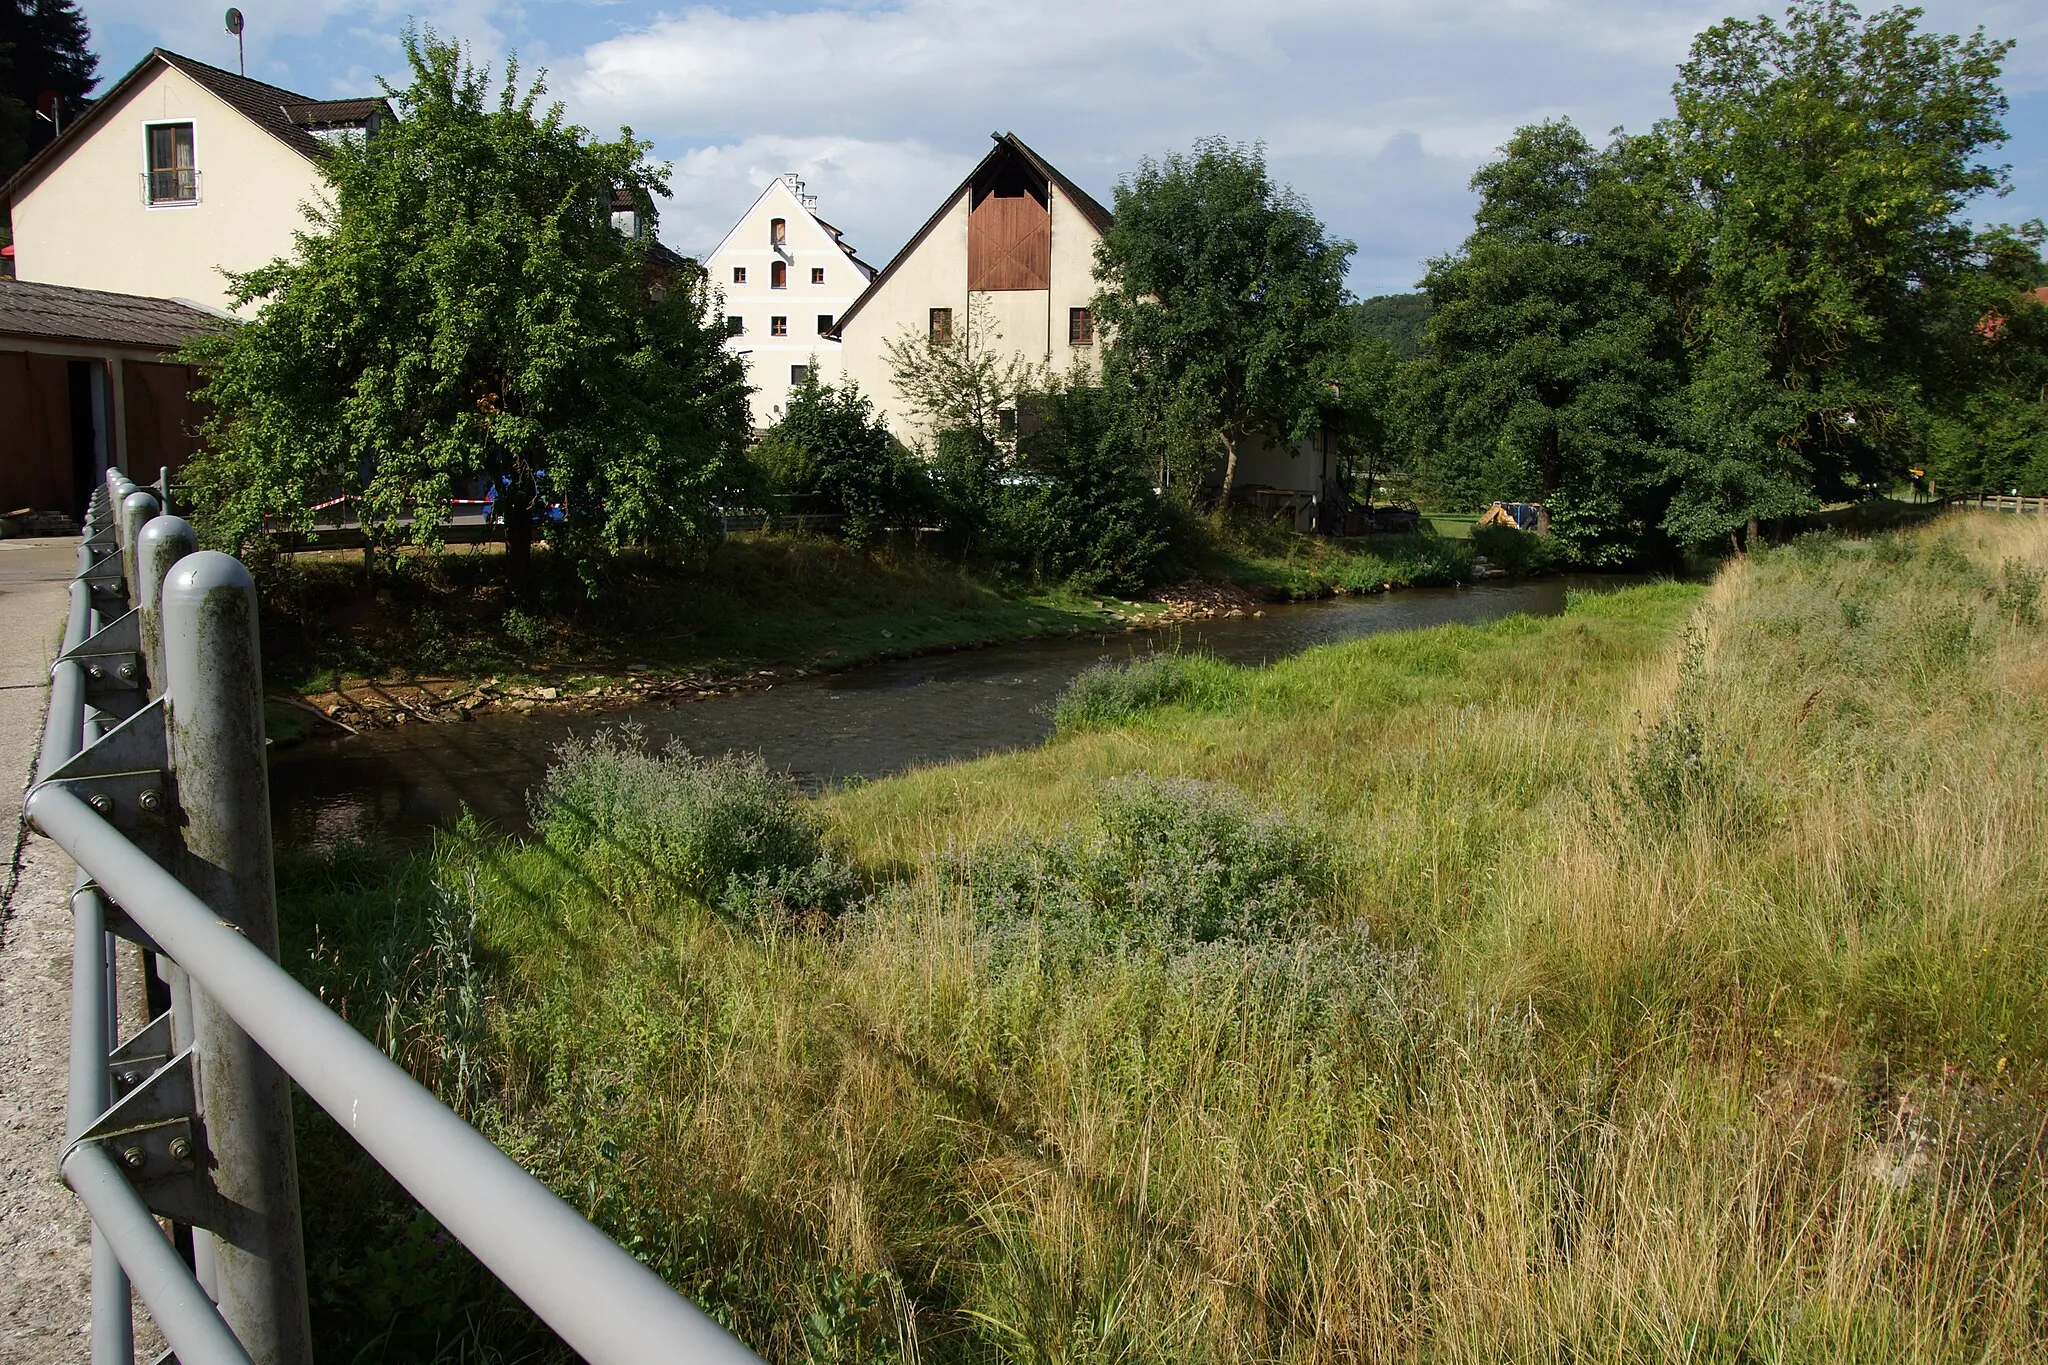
top-left (145, 123), bottom-right (197, 204)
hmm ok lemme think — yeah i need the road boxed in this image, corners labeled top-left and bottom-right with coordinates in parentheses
top-left (0, 537), bottom-right (162, 1362)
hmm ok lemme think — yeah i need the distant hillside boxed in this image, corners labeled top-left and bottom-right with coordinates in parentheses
top-left (1351, 292), bottom-right (1431, 358)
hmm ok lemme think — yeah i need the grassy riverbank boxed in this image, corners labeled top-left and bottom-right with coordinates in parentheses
top-left (257, 523), bottom-right (1484, 739)
top-left (277, 512), bottom-right (2048, 1361)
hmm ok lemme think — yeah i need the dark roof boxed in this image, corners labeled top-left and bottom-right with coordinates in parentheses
top-left (0, 48), bottom-right (390, 206)
top-left (0, 279), bottom-right (226, 351)
top-left (285, 98), bottom-right (389, 129)
top-left (830, 132), bottom-right (1111, 337)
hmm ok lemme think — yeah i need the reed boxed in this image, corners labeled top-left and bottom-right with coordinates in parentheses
top-left (281, 514), bottom-right (2048, 1362)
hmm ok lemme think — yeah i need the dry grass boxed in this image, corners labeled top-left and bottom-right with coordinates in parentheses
top-left (287, 513), bottom-right (2048, 1362)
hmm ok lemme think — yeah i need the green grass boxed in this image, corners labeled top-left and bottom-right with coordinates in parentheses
top-left (276, 514), bottom-right (2048, 1362)
top-left (260, 533), bottom-right (1161, 695)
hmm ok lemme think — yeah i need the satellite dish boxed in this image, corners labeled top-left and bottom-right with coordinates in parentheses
top-left (225, 8), bottom-right (243, 36)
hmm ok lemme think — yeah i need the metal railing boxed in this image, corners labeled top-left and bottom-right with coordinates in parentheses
top-left (34, 469), bottom-right (762, 1365)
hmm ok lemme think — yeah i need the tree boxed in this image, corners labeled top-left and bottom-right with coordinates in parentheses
top-left (753, 371), bottom-right (927, 547)
top-left (997, 372), bottom-right (1171, 594)
top-left (1092, 138), bottom-right (1352, 515)
top-left (183, 31), bottom-right (751, 592)
top-left (1663, 0), bottom-right (2017, 543)
top-left (1403, 121), bottom-right (1694, 564)
top-left (0, 0), bottom-right (98, 181)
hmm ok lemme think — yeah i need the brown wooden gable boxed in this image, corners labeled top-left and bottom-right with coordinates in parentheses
top-left (967, 147), bottom-right (1051, 291)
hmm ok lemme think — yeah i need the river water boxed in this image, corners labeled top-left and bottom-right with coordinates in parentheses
top-left (269, 577), bottom-right (1619, 847)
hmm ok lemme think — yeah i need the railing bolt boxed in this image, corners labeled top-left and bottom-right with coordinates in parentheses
top-left (168, 1136), bottom-right (193, 1163)
top-left (117, 1070), bottom-right (139, 1088)
top-left (88, 794), bottom-right (113, 815)
top-left (118, 661), bottom-right (139, 681)
top-left (138, 789), bottom-right (162, 814)
top-left (120, 1146), bottom-right (145, 1171)
top-left (87, 664), bottom-right (104, 680)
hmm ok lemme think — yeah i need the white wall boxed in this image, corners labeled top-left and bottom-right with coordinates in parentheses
top-left (10, 63), bottom-right (326, 313)
top-left (837, 175), bottom-right (1105, 450)
top-left (703, 178), bottom-right (871, 429)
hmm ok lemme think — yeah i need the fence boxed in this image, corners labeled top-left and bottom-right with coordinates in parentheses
top-left (33, 469), bottom-right (762, 1365)
top-left (1949, 493), bottom-right (2048, 515)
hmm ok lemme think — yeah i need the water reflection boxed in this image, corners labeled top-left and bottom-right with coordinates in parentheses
top-left (270, 576), bottom-right (1627, 847)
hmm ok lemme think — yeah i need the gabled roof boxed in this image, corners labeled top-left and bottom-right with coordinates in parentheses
top-left (0, 48), bottom-right (392, 207)
top-left (0, 278), bottom-right (226, 351)
top-left (704, 174), bottom-right (878, 278)
top-left (829, 132), bottom-right (1112, 338)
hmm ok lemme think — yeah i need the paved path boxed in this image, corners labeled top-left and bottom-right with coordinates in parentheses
top-left (0, 538), bottom-right (161, 1363)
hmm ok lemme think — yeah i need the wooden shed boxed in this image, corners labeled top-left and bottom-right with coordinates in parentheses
top-left (0, 279), bottom-right (221, 519)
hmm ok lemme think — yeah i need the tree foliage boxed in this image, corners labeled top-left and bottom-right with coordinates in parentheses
top-left (182, 30), bottom-right (751, 589)
top-left (1662, 0), bottom-right (2018, 538)
top-left (1404, 122), bottom-right (1693, 564)
top-left (1093, 138), bottom-right (1353, 510)
top-left (753, 372), bottom-right (927, 548)
top-left (0, 0), bottom-right (97, 182)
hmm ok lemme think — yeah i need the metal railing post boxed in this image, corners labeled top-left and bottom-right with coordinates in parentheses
top-left (118, 491), bottom-right (160, 603)
top-left (162, 552), bottom-right (311, 1365)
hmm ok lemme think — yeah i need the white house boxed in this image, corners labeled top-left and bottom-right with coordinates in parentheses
top-left (835, 132), bottom-right (1337, 528)
top-left (0, 49), bottom-right (389, 314)
top-left (831, 133), bottom-right (1109, 447)
top-left (704, 175), bottom-right (876, 429)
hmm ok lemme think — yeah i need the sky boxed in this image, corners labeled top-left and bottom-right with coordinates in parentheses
top-left (77, 0), bottom-right (2048, 296)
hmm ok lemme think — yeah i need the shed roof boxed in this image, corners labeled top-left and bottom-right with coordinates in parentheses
top-left (0, 279), bottom-right (226, 351)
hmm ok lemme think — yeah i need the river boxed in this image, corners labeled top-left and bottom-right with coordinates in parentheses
top-left (268, 576), bottom-right (1622, 847)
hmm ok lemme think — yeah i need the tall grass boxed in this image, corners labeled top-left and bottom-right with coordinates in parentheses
top-left (280, 514), bottom-right (2048, 1362)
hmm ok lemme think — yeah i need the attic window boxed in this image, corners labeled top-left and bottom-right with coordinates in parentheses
top-left (929, 308), bottom-right (953, 342)
top-left (770, 218), bottom-right (787, 245)
top-left (771, 261), bottom-right (787, 289)
top-left (145, 123), bottom-right (198, 205)
top-left (732, 266), bottom-right (747, 284)
top-left (771, 315), bottom-right (788, 336)
top-left (817, 314), bottom-right (834, 334)
top-left (726, 315), bottom-right (745, 337)
top-left (811, 267), bottom-right (826, 285)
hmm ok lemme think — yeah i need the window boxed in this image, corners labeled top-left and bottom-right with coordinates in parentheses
top-left (811, 267), bottom-right (826, 285)
top-left (725, 315), bottom-right (745, 337)
top-left (817, 314), bottom-right (834, 335)
top-left (611, 208), bottom-right (642, 238)
top-left (731, 266), bottom-right (747, 284)
top-left (1068, 307), bottom-right (1094, 346)
top-left (770, 261), bottom-right (787, 289)
top-left (929, 307), bottom-right (953, 341)
top-left (998, 408), bottom-right (1017, 435)
top-left (770, 217), bottom-right (787, 245)
top-left (145, 122), bottom-right (197, 204)
top-left (770, 315), bottom-right (788, 337)
top-left (791, 364), bottom-right (812, 385)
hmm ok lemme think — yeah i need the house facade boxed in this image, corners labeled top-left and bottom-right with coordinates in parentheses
top-left (704, 175), bottom-right (876, 429)
top-left (0, 49), bottom-right (388, 314)
top-left (832, 134), bottom-right (1108, 447)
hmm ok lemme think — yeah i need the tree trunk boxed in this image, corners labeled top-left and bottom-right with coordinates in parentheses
top-left (506, 478), bottom-right (534, 600)
top-left (1746, 516), bottom-right (1761, 552)
top-left (1214, 432), bottom-right (1241, 523)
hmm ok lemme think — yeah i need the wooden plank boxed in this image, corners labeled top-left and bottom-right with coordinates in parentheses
top-left (968, 194), bottom-right (1050, 291)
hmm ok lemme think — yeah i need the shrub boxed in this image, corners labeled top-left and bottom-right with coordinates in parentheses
top-left (1052, 653), bottom-right (1208, 731)
top-left (756, 374), bottom-right (930, 547)
top-left (947, 774), bottom-right (1332, 953)
top-left (1997, 556), bottom-right (2044, 626)
top-left (532, 725), bottom-right (856, 920)
top-left (1471, 522), bottom-right (1561, 575)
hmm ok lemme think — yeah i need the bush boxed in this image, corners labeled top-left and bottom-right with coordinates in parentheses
top-left (1052, 653), bottom-right (1210, 731)
top-left (755, 374), bottom-right (929, 547)
top-left (946, 774), bottom-right (1332, 952)
top-left (1470, 522), bottom-right (1562, 575)
top-left (531, 725), bottom-right (856, 920)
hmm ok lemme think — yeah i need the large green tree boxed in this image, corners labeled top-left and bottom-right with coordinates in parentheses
top-left (0, 0), bottom-right (97, 181)
top-left (1662, 0), bottom-right (2016, 543)
top-left (184, 31), bottom-right (750, 590)
top-left (1092, 138), bottom-right (1352, 513)
top-left (1404, 121), bottom-right (1694, 564)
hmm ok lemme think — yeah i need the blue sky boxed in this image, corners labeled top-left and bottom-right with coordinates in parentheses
top-left (79, 1), bottom-right (2048, 296)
